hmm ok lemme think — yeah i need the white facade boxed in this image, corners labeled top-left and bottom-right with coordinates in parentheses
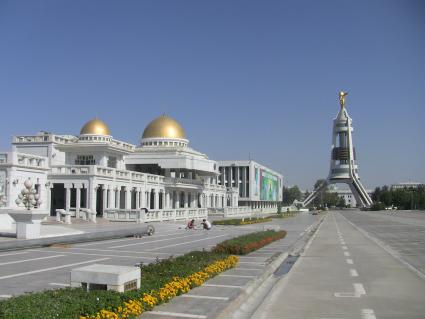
top-left (0, 116), bottom-right (278, 224)
top-left (217, 160), bottom-right (283, 211)
top-left (391, 182), bottom-right (424, 190)
top-left (328, 185), bottom-right (373, 208)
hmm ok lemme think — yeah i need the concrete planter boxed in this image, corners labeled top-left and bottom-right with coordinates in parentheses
top-left (7, 210), bottom-right (49, 239)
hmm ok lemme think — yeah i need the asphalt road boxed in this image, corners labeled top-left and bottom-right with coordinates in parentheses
top-left (340, 210), bottom-right (425, 277)
top-left (0, 214), bottom-right (319, 298)
top-left (251, 210), bottom-right (425, 319)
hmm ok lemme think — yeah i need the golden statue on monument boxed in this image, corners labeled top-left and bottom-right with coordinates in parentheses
top-left (339, 91), bottom-right (348, 108)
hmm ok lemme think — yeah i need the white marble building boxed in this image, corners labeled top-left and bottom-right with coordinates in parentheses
top-left (218, 160), bottom-right (283, 210)
top-left (0, 115), bottom-right (280, 224)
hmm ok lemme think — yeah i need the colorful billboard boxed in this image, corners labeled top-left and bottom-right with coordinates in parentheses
top-left (260, 169), bottom-right (279, 201)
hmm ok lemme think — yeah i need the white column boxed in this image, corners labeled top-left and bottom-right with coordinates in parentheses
top-left (76, 186), bottom-right (81, 217)
top-left (65, 186), bottom-right (71, 212)
top-left (154, 190), bottom-right (159, 210)
top-left (146, 191), bottom-right (151, 209)
top-left (102, 187), bottom-right (107, 213)
top-left (165, 191), bottom-right (170, 209)
top-left (184, 192), bottom-right (189, 208)
top-left (89, 186), bottom-right (97, 213)
top-left (235, 166), bottom-right (239, 191)
top-left (136, 190), bottom-right (140, 209)
top-left (125, 187), bottom-right (131, 209)
top-left (108, 187), bottom-right (113, 209)
top-left (141, 189), bottom-right (146, 208)
top-left (175, 191), bottom-right (180, 209)
top-left (114, 189), bottom-right (119, 209)
top-left (242, 167), bottom-right (247, 197)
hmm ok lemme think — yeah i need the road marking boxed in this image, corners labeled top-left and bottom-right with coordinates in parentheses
top-left (57, 247), bottom-right (170, 255)
top-left (147, 311), bottom-right (207, 318)
top-left (76, 230), bottom-right (183, 247)
top-left (29, 249), bottom-right (159, 260)
top-left (235, 267), bottom-right (264, 271)
top-left (181, 294), bottom-right (229, 301)
top-left (334, 283), bottom-right (366, 298)
top-left (0, 251), bottom-right (31, 258)
top-left (0, 258), bottom-right (109, 280)
top-left (344, 252), bottom-right (351, 257)
top-left (49, 282), bottom-right (70, 287)
top-left (354, 283), bottom-right (366, 295)
top-left (111, 233), bottom-right (206, 249)
top-left (0, 254), bottom-right (65, 266)
top-left (219, 274), bottom-right (256, 278)
top-left (341, 241), bottom-right (346, 245)
top-left (204, 283), bottom-right (244, 288)
top-left (299, 232), bottom-right (305, 236)
top-left (238, 261), bottom-right (265, 265)
top-left (350, 269), bottom-right (359, 277)
top-left (342, 246), bottom-right (348, 250)
top-left (147, 235), bottom-right (228, 251)
top-left (361, 309), bottom-right (377, 319)
top-left (346, 259), bottom-right (353, 264)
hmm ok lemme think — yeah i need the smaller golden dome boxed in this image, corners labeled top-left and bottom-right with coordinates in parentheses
top-left (80, 118), bottom-right (111, 136)
top-left (142, 115), bottom-right (186, 139)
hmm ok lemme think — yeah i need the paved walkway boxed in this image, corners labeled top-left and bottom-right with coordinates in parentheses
top-left (0, 213), bottom-right (318, 299)
top-left (251, 211), bottom-right (425, 319)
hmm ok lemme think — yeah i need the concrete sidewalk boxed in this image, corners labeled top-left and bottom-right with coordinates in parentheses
top-left (250, 211), bottom-right (425, 319)
top-left (0, 219), bottom-right (171, 251)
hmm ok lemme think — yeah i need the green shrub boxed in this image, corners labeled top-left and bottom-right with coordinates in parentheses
top-left (370, 202), bottom-right (386, 211)
top-left (0, 251), bottom-right (228, 319)
top-left (212, 217), bottom-right (272, 226)
top-left (212, 230), bottom-right (286, 255)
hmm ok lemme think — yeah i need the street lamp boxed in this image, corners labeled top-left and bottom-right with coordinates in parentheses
top-left (15, 179), bottom-right (42, 210)
top-left (0, 194), bottom-right (6, 207)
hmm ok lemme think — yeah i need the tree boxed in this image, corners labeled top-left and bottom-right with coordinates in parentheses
top-left (337, 196), bottom-right (346, 208)
top-left (282, 186), bottom-right (302, 205)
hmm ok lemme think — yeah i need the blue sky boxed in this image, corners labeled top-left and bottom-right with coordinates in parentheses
top-left (0, 0), bottom-right (424, 190)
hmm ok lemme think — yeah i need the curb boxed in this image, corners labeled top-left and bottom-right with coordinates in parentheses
top-left (215, 217), bottom-right (324, 319)
top-left (0, 225), bottom-right (153, 251)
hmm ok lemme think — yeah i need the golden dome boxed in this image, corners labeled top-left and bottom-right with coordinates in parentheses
top-left (80, 118), bottom-right (111, 136)
top-left (142, 115), bottom-right (186, 139)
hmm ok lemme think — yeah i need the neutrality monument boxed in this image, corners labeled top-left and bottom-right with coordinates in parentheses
top-left (303, 91), bottom-right (373, 208)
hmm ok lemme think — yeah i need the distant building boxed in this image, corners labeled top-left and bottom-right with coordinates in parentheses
top-left (391, 182), bottom-right (424, 190)
top-left (217, 160), bottom-right (283, 210)
top-left (328, 185), bottom-right (373, 208)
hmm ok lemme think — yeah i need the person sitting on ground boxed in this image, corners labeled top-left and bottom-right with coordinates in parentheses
top-left (201, 219), bottom-right (212, 230)
top-left (186, 219), bottom-right (195, 230)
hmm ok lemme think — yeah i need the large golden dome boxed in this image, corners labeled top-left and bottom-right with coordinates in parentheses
top-left (80, 118), bottom-right (111, 136)
top-left (142, 115), bottom-right (186, 139)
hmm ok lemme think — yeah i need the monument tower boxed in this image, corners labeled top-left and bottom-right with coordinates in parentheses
top-left (303, 91), bottom-right (373, 208)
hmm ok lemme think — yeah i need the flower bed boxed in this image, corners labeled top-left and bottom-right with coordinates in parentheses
top-left (212, 217), bottom-right (272, 226)
top-left (212, 230), bottom-right (287, 255)
top-left (0, 252), bottom-right (238, 319)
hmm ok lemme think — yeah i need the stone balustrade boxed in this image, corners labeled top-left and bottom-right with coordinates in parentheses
top-left (49, 165), bottom-right (164, 184)
top-left (103, 208), bottom-right (208, 223)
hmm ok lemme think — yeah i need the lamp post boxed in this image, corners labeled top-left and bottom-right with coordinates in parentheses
top-left (0, 194), bottom-right (6, 207)
top-left (15, 179), bottom-right (42, 210)
top-left (8, 178), bottom-right (48, 239)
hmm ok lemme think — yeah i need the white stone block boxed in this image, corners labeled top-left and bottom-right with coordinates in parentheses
top-left (70, 264), bottom-right (141, 293)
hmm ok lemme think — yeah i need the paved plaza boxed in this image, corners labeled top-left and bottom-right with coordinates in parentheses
top-left (0, 214), bottom-right (318, 300)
